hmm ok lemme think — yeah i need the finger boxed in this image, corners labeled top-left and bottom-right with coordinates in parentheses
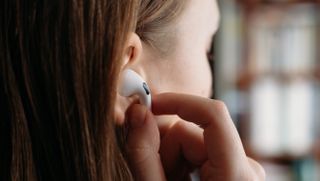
top-left (160, 120), bottom-right (206, 172)
top-left (153, 93), bottom-right (226, 126)
top-left (126, 104), bottom-right (166, 181)
top-left (247, 157), bottom-right (266, 180)
top-left (152, 93), bottom-right (247, 167)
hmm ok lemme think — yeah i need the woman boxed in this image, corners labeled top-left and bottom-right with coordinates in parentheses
top-left (0, 0), bottom-right (265, 180)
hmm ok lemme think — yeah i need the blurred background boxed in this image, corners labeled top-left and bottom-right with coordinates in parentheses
top-left (215, 0), bottom-right (320, 180)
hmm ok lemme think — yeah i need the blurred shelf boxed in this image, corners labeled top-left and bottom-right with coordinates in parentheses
top-left (242, 138), bottom-right (320, 164)
top-left (216, 1), bottom-right (320, 174)
top-left (236, 69), bottom-right (320, 89)
top-left (243, 139), bottom-right (315, 164)
top-left (237, 0), bottom-right (320, 20)
top-left (238, 0), bottom-right (320, 6)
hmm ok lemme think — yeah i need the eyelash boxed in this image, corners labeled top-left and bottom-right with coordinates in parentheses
top-left (207, 50), bottom-right (214, 62)
top-left (206, 42), bottom-right (214, 69)
top-left (207, 40), bottom-right (215, 99)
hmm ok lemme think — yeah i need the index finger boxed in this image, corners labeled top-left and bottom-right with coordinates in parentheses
top-left (152, 93), bottom-right (247, 166)
top-left (152, 93), bottom-right (230, 128)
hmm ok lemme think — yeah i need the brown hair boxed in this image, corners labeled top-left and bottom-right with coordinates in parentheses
top-left (0, 0), bottom-right (186, 180)
top-left (136, 0), bottom-right (187, 56)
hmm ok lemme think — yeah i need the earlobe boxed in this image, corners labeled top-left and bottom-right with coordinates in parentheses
top-left (114, 93), bottom-right (137, 125)
top-left (114, 96), bottom-right (126, 125)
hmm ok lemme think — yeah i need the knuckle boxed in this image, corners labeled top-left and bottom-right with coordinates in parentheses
top-left (212, 100), bottom-right (228, 113)
top-left (256, 163), bottom-right (266, 180)
top-left (173, 119), bottom-right (189, 131)
top-left (170, 120), bottom-right (190, 138)
top-left (248, 158), bottom-right (266, 181)
top-left (213, 100), bottom-right (227, 109)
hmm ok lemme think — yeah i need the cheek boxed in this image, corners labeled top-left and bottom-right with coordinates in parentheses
top-left (167, 54), bottom-right (212, 98)
top-left (188, 55), bottom-right (212, 97)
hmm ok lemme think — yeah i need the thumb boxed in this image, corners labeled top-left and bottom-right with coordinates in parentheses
top-left (126, 104), bottom-right (166, 181)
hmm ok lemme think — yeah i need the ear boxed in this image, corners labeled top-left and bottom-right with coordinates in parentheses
top-left (114, 33), bottom-right (143, 125)
top-left (121, 33), bottom-right (143, 68)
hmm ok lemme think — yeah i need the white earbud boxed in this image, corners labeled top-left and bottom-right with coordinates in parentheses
top-left (119, 69), bottom-right (151, 109)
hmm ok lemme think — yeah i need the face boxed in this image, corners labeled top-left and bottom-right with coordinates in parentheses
top-left (116, 0), bottom-right (219, 125)
top-left (141, 0), bottom-right (220, 98)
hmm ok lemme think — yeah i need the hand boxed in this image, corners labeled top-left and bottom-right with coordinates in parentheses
top-left (126, 104), bottom-right (165, 181)
top-left (126, 93), bottom-right (265, 181)
top-left (153, 93), bottom-right (265, 180)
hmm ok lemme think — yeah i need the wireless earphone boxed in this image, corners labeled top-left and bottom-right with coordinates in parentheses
top-left (119, 69), bottom-right (151, 109)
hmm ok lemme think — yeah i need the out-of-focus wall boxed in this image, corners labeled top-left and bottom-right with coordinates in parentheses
top-left (215, 1), bottom-right (320, 180)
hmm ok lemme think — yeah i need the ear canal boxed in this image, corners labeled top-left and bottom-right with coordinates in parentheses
top-left (119, 69), bottom-right (152, 109)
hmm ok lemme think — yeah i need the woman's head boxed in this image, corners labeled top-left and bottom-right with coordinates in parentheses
top-left (117, 0), bottom-right (219, 126)
top-left (0, 0), bottom-right (219, 180)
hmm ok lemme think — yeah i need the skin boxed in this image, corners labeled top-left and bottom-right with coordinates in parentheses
top-left (142, 0), bottom-right (219, 97)
top-left (117, 0), bottom-right (266, 180)
top-left (130, 0), bottom-right (220, 134)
